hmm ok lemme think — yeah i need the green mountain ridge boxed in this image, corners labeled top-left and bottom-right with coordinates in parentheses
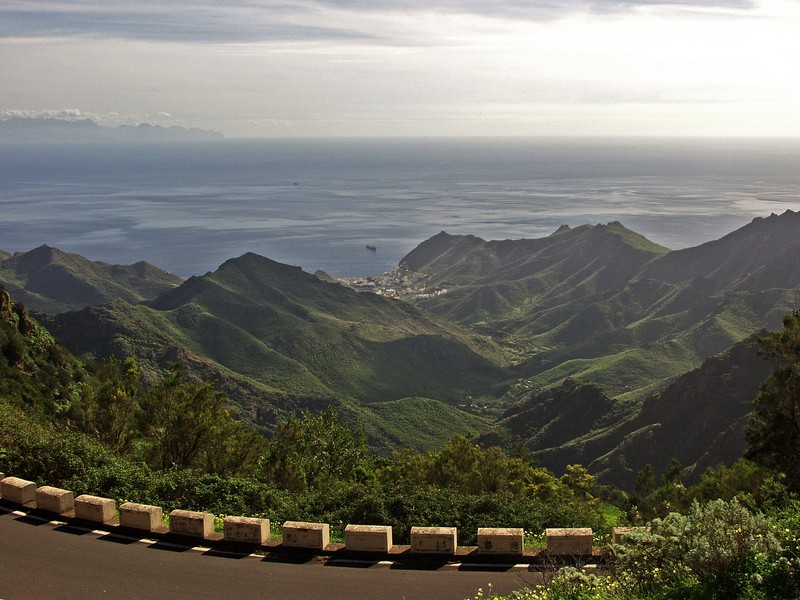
top-left (403, 211), bottom-right (799, 480)
top-left (45, 251), bottom-right (512, 451)
top-left (411, 212), bottom-right (799, 398)
top-left (0, 244), bottom-right (183, 314)
top-left (14, 210), bottom-right (800, 478)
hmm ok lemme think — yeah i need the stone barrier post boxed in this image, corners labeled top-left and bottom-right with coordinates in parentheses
top-left (344, 524), bottom-right (393, 553)
top-left (119, 502), bottom-right (164, 532)
top-left (75, 495), bottom-right (117, 525)
top-left (0, 476), bottom-right (37, 507)
top-left (281, 521), bottom-right (330, 550)
top-left (410, 526), bottom-right (457, 554)
top-left (545, 528), bottom-right (593, 555)
top-left (35, 485), bottom-right (75, 515)
top-left (476, 527), bottom-right (524, 555)
top-left (169, 509), bottom-right (215, 539)
top-left (223, 516), bottom-right (270, 545)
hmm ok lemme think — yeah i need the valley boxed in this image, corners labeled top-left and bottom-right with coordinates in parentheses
top-left (2, 209), bottom-right (799, 485)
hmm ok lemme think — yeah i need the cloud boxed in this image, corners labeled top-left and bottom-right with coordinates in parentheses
top-left (0, 108), bottom-right (86, 120)
top-left (2, 0), bottom-right (795, 138)
top-left (0, 108), bottom-right (174, 126)
top-left (0, 1), bottom-right (374, 43)
top-left (0, 0), bottom-right (758, 44)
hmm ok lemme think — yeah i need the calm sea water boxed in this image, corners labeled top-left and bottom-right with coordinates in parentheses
top-left (1, 137), bottom-right (799, 278)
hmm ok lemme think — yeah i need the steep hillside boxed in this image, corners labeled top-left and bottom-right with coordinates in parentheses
top-left (0, 285), bottom-right (86, 415)
top-left (357, 397), bottom-right (491, 453)
top-left (407, 211), bottom-right (799, 398)
top-left (492, 334), bottom-right (772, 488)
top-left (639, 210), bottom-right (800, 291)
top-left (0, 245), bottom-right (183, 314)
top-left (46, 252), bottom-right (512, 446)
top-left (405, 222), bottom-right (668, 327)
top-left (21, 211), bottom-right (800, 475)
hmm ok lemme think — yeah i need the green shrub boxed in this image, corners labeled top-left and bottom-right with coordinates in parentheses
top-left (613, 498), bottom-right (782, 599)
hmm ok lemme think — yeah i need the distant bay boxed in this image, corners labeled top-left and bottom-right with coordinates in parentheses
top-left (1, 137), bottom-right (799, 278)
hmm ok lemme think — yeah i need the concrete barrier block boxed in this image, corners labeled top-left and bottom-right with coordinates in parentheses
top-left (344, 524), bottom-right (393, 553)
top-left (224, 516), bottom-right (270, 545)
top-left (477, 527), bottom-right (524, 555)
top-left (410, 526), bottom-right (457, 554)
top-left (612, 527), bottom-right (647, 544)
top-left (35, 485), bottom-right (75, 515)
top-left (119, 502), bottom-right (163, 532)
top-left (1, 476), bottom-right (37, 506)
top-left (282, 521), bottom-right (330, 550)
top-left (169, 509), bottom-right (214, 539)
top-left (546, 528), bottom-right (593, 555)
top-left (75, 495), bottom-right (117, 524)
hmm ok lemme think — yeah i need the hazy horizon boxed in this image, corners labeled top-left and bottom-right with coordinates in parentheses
top-left (2, 0), bottom-right (799, 138)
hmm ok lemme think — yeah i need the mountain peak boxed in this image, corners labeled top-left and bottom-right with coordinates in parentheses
top-left (218, 252), bottom-right (305, 276)
top-left (14, 244), bottom-right (66, 271)
top-left (0, 245), bottom-right (182, 313)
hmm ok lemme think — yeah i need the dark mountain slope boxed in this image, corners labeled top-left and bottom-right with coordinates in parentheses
top-left (0, 245), bottom-right (183, 314)
top-left (397, 212), bottom-right (799, 482)
top-left (0, 285), bottom-right (86, 415)
top-left (494, 334), bottom-right (772, 489)
top-left (639, 210), bottom-right (800, 292)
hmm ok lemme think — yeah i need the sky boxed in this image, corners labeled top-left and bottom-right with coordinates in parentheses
top-left (1, 0), bottom-right (799, 138)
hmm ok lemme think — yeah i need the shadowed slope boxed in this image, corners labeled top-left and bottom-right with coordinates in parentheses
top-left (0, 245), bottom-right (183, 314)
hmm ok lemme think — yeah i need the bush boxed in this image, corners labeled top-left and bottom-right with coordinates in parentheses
top-left (613, 498), bottom-right (782, 599)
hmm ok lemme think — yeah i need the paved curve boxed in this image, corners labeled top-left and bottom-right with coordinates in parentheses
top-left (0, 509), bottom-right (541, 599)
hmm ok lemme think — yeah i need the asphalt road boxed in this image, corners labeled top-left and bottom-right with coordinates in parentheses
top-left (0, 508), bottom-right (541, 599)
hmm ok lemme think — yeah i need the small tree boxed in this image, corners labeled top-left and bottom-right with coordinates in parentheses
top-left (81, 358), bottom-right (142, 454)
top-left (139, 365), bottom-right (263, 475)
top-left (746, 311), bottom-right (800, 490)
top-left (260, 407), bottom-right (373, 492)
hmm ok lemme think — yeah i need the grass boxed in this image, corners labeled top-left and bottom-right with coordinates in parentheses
top-left (358, 397), bottom-right (492, 453)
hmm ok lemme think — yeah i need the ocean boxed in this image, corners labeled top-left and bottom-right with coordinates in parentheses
top-left (1, 137), bottom-right (799, 278)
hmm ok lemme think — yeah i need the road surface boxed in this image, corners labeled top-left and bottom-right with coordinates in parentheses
top-left (0, 508), bottom-right (541, 599)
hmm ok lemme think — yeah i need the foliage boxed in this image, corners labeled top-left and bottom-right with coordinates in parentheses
top-left (381, 434), bottom-right (564, 497)
top-left (0, 286), bottom-right (86, 416)
top-left (69, 358), bottom-right (142, 454)
top-left (477, 498), bottom-right (800, 600)
top-left (259, 407), bottom-right (373, 492)
top-left (746, 310), bottom-right (800, 490)
top-left (613, 498), bottom-right (781, 598)
top-left (137, 365), bottom-right (265, 475)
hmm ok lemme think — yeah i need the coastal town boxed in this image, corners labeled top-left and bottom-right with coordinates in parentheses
top-left (339, 267), bottom-right (449, 300)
